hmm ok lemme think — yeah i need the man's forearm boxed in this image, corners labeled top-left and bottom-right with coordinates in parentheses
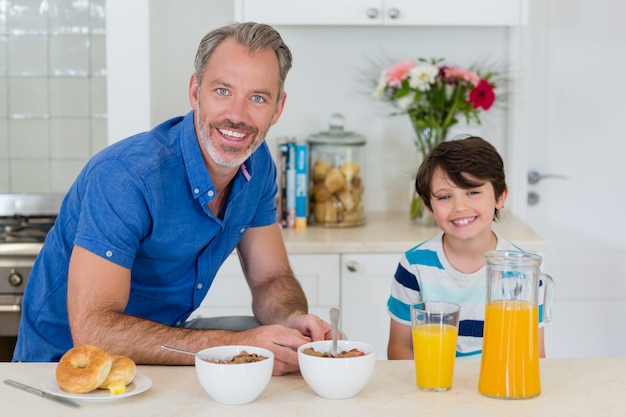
top-left (251, 273), bottom-right (308, 325)
top-left (71, 311), bottom-right (239, 365)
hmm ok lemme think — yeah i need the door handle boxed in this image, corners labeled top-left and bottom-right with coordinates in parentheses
top-left (346, 260), bottom-right (359, 273)
top-left (387, 8), bottom-right (400, 19)
top-left (527, 170), bottom-right (567, 185)
top-left (0, 304), bottom-right (21, 313)
top-left (366, 7), bottom-right (379, 19)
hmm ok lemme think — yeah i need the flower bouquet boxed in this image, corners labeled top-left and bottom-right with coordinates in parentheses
top-left (372, 57), bottom-right (499, 220)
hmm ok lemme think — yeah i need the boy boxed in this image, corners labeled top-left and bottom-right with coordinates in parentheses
top-left (386, 136), bottom-right (546, 359)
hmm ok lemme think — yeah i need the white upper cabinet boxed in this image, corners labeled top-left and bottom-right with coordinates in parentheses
top-left (234, 0), bottom-right (527, 27)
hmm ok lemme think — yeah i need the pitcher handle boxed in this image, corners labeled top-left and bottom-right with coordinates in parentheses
top-left (541, 273), bottom-right (554, 324)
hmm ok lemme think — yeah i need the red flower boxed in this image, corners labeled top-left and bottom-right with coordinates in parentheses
top-left (468, 79), bottom-right (496, 110)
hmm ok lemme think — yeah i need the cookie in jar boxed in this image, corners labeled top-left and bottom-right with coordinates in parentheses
top-left (307, 114), bottom-right (366, 227)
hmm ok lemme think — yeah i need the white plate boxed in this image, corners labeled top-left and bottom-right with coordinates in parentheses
top-left (42, 374), bottom-right (152, 401)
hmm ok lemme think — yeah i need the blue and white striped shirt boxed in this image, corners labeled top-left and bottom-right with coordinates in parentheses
top-left (387, 232), bottom-right (522, 357)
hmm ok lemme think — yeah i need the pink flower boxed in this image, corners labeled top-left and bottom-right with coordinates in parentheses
top-left (385, 59), bottom-right (416, 87)
top-left (468, 79), bottom-right (496, 110)
top-left (443, 67), bottom-right (480, 86)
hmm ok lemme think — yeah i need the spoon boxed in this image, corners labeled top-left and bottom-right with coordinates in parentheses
top-left (160, 345), bottom-right (212, 361)
top-left (329, 307), bottom-right (340, 356)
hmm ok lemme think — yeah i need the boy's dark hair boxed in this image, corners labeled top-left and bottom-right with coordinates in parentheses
top-left (415, 136), bottom-right (507, 220)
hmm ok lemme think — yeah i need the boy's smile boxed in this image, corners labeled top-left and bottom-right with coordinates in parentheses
top-left (428, 167), bottom-right (507, 242)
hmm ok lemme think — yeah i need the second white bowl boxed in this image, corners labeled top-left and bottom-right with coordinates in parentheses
top-left (297, 340), bottom-right (376, 399)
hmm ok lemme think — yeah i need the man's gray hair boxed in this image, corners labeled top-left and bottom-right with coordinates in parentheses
top-left (194, 21), bottom-right (293, 99)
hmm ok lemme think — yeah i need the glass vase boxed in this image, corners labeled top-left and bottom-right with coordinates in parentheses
top-left (409, 122), bottom-right (448, 226)
top-left (410, 189), bottom-right (436, 226)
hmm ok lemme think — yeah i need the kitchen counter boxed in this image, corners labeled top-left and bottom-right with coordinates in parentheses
top-left (2, 358), bottom-right (624, 416)
top-left (0, 210), bottom-right (545, 257)
top-left (283, 210), bottom-right (546, 253)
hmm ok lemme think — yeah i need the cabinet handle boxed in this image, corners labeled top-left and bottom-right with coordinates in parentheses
top-left (366, 7), bottom-right (379, 19)
top-left (387, 7), bottom-right (400, 19)
top-left (346, 261), bottom-right (359, 273)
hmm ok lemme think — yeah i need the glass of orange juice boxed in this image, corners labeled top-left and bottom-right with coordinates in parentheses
top-left (410, 301), bottom-right (461, 392)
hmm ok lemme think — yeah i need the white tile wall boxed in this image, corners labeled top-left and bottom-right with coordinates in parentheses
top-left (48, 0), bottom-right (92, 35)
top-left (9, 119), bottom-right (49, 157)
top-left (7, 36), bottom-right (48, 76)
top-left (49, 36), bottom-right (91, 76)
top-left (50, 119), bottom-right (91, 158)
top-left (0, 80), bottom-right (6, 117)
top-left (0, 36), bottom-right (7, 75)
top-left (0, 120), bottom-right (6, 157)
top-left (50, 159), bottom-right (87, 192)
top-left (50, 78), bottom-right (90, 117)
top-left (7, 0), bottom-right (48, 35)
top-left (9, 78), bottom-right (49, 116)
top-left (0, 0), bottom-right (107, 194)
top-left (10, 159), bottom-right (50, 192)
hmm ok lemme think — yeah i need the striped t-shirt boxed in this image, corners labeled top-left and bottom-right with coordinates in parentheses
top-left (387, 232), bottom-right (522, 357)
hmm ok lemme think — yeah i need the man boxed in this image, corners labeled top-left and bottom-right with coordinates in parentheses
top-left (14, 22), bottom-right (332, 375)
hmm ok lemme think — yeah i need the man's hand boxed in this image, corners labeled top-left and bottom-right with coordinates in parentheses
top-left (285, 313), bottom-right (334, 342)
top-left (234, 324), bottom-right (311, 375)
top-left (232, 315), bottom-right (333, 376)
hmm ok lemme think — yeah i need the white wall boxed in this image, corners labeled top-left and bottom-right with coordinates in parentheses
top-left (105, 0), bottom-right (151, 144)
top-left (0, 0), bottom-right (108, 193)
top-left (149, 0), bottom-right (235, 123)
top-left (522, 0), bottom-right (626, 359)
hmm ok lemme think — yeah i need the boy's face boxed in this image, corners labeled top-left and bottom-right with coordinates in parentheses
top-left (427, 167), bottom-right (507, 241)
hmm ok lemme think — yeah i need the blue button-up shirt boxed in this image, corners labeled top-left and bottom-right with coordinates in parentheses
top-left (14, 111), bottom-right (278, 361)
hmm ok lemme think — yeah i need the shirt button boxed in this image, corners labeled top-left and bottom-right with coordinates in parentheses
top-left (176, 320), bottom-right (182, 326)
top-left (194, 188), bottom-right (199, 194)
top-left (207, 190), bottom-right (215, 197)
top-left (197, 283), bottom-right (203, 290)
top-left (105, 250), bottom-right (113, 257)
top-left (239, 228), bottom-right (245, 234)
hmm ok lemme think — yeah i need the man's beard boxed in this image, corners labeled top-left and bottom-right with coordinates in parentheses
top-left (196, 104), bottom-right (268, 169)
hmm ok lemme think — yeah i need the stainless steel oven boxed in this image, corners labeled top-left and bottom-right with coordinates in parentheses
top-left (0, 194), bottom-right (64, 361)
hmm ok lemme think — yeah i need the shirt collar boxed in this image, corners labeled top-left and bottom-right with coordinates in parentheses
top-left (180, 111), bottom-right (254, 203)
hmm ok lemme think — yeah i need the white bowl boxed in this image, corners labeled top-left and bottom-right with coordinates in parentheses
top-left (297, 340), bottom-right (376, 399)
top-left (194, 345), bottom-right (274, 405)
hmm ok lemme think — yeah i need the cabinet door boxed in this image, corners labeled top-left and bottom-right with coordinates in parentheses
top-left (189, 253), bottom-right (340, 321)
top-left (234, 0), bottom-right (383, 25)
top-left (235, 0), bottom-right (526, 26)
top-left (384, 0), bottom-right (527, 26)
top-left (290, 254), bottom-right (341, 318)
top-left (340, 253), bottom-right (401, 360)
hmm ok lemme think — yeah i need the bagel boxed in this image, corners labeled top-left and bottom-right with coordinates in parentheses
top-left (98, 354), bottom-right (136, 391)
top-left (56, 344), bottom-right (112, 393)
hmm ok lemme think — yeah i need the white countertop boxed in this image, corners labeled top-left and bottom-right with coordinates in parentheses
top-left (2, 358), bottom-right (624, 416)
top-left (283, 210), bottom-right (547, 254)
top-left (0, 210), bottom-right (546, 257)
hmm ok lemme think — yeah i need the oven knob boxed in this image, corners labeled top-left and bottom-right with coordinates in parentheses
top-left (8, 269), bottom-right (23, 287)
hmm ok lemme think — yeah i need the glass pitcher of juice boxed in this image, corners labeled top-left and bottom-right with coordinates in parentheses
top-left (478, 251), bottom-right (554, 399)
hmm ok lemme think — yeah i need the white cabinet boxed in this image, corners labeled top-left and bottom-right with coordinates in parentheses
top-left (340, 253), bottom-right (400, 360)
top-left (234, 0), bottom-right (527, 26)
top-left (189, 253), bottom-right (340, 321)
top-left (235, 0), bottom-right (382, 26)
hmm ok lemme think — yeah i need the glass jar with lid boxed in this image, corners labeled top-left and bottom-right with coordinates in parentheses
top-left (307, 113), bottom-right (366, 227)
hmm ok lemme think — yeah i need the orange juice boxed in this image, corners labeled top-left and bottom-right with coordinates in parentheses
top-left (479, 300), bottom-right (541, 399)
top-left (412, 324), bottom-right (458, 390)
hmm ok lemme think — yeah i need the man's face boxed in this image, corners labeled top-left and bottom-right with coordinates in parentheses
top-left (189, 38), bottom-right (286, 169)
